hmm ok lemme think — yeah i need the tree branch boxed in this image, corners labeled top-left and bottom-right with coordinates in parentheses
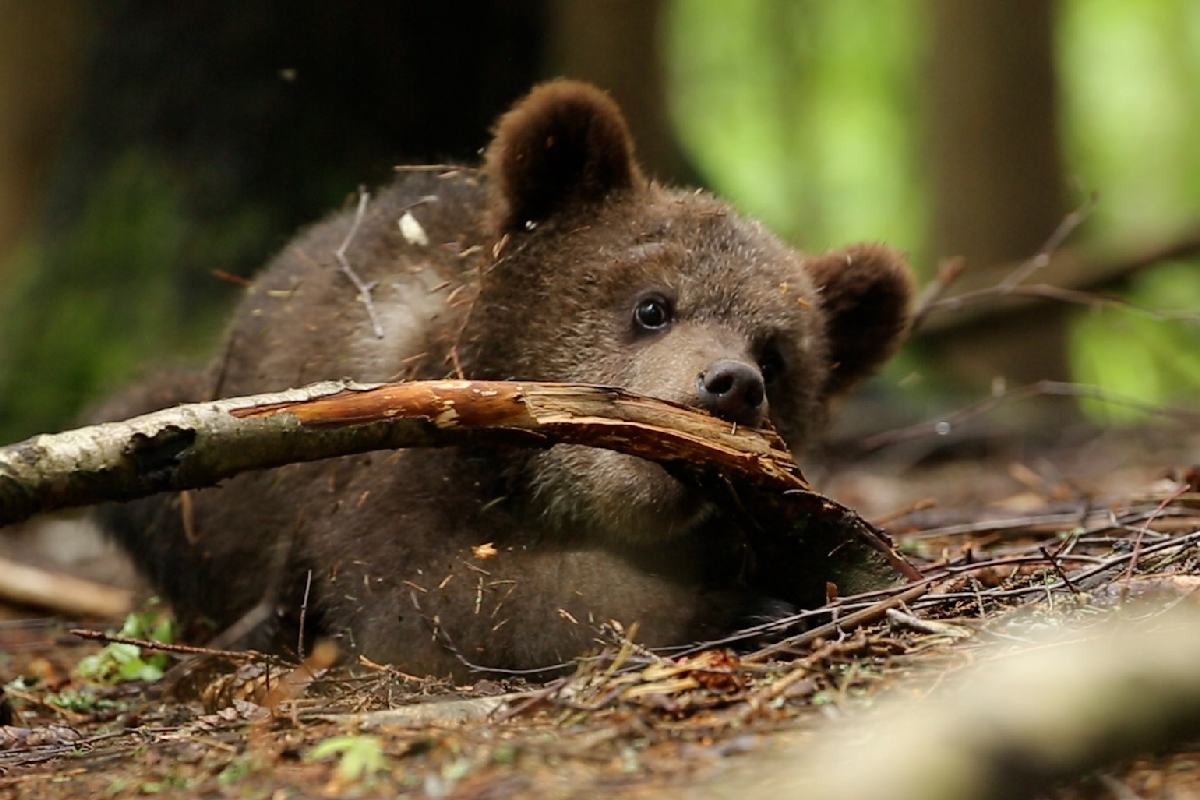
top-left (0, 379), bottom-right (920, 594)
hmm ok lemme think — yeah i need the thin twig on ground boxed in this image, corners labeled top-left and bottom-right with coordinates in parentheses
top-left (69, 629), bottom-right (265, 660)
top-left (744, 582), bottom-right (930, 663)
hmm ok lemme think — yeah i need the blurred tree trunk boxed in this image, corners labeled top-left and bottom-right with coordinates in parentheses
top-left (921, 0), bottom-right (1069, 385)
top-left (547, 0), bottom-right (696, 184)
top-left (0, 1), bottom-right (89, 289)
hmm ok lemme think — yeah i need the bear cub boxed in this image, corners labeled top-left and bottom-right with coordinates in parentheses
top-left (99, 81), bottom-right (913, 679)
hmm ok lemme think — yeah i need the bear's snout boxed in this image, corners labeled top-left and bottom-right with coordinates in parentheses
top-left (697, 359), bottom-right (766, 427)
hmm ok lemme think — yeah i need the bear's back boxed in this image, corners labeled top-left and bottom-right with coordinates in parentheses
top-left (216, 169), bottom-right (490, 398)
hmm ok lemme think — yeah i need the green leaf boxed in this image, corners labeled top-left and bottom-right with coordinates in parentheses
top-left (306, 735), bottom-right (387, 784)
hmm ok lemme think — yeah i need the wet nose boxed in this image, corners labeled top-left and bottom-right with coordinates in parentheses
top-left (697, 359), bottom-right (766, 427)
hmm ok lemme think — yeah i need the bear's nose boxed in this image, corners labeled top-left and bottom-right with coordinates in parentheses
top-left (697, 360), bottom-right (766, 427)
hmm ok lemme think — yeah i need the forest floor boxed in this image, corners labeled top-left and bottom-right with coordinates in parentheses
top-left (1, 420), bottom-right (1199, 800)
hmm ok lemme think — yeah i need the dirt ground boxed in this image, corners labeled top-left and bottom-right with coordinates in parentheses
top-left (2, 420), bottom-right (1199, 800)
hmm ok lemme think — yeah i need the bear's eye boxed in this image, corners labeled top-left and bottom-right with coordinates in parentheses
top-left (633, 295), bottom-right (672, 331)
top-left (758, 344), bottom-right (785, 388)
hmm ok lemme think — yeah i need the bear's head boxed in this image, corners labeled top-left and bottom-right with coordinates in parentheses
top-left (460, 80), bottom-right (913, 542)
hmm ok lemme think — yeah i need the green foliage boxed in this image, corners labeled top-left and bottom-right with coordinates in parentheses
top-left (668, 0), bottom-right (1200, 412)
top-left (306, 735), bottom-right (388, 785)
top-left (44, 688), bottom-right (125, 713)
top-left (0, 150), bottom-right (270, 444)
top-left (666, 0), bottom-right (926, 261)
top-left (216, 754), bottom-right (256, 787)
top-left (74, 643), bottom-right (164, 684)
top-left (75, 602), bottom-right (175, 684)
top-left (491, 743), bottom-right (517, 765)
top-left (1059, 0), bottom-right (1200, 239)
top-left (1069, 262), bottom-right (1200, 422)
top-left (1058, 0), bottom-right (1200, 417)
top-left (132, 775), bottom-right (191, 794)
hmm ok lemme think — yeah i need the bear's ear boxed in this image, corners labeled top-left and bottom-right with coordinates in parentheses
top-left (806, 243), bottom-right (914, 397)
top-left (484, 80), bottom-right (642, 234)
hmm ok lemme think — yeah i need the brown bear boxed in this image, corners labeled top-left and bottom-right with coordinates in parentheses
top-left (97, 80), bottom-right (913, 679)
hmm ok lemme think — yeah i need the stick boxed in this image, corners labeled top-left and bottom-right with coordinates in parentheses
top-left (0, 380), bottom-right (803, 527)
top-left (333, 188), bottom-right (384, 338)
top-left (0, 556), bottom-right (133, 618)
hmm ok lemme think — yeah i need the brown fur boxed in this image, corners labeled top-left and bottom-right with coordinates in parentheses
top-left (97, 80), bottom-right (913, 679)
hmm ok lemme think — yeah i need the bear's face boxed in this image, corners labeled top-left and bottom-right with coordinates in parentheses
top-left (460, 81), bottom-right (913, 543)
top-left (474, 190), bottom-right (828, 439)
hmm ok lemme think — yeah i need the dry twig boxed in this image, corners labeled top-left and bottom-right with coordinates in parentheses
top-left (68, 629), bottom-right (264, 661)
top-left (857, 380), bottom-right (1200, 453)
top-left (744, 582), bottom-right (930, 662)
top-left (333, 188), bottom-right (384, 338)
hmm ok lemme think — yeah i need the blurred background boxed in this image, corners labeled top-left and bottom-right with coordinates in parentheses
top-left (1, 0), bottom-right (1198, 448)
